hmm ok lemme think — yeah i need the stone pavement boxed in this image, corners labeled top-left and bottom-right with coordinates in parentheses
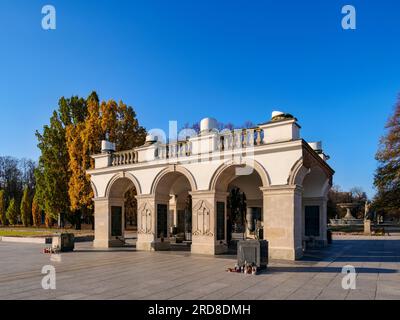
top-left (0, 235), bottom-right (399, 300)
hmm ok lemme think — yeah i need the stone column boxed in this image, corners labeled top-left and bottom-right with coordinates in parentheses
top-left (135, 194), bottom-right (157, 251)
top-left (93, 198), bottom-right (110, 248)
top-left (93, 197), bottom-right (125, 248)
top-left (189, 191), bottom-right (229, 255)
top-left (136, 194), bottom-right (171, 251)
top-left (261, 185), bottom-right (303, 260)
top-left (364, 219), bottom-right (372, 235)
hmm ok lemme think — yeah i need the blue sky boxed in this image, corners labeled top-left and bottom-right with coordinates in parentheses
top-left (1, 0), bottom-right (400, 198)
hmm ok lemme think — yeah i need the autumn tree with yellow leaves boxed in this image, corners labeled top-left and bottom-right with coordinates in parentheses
top-left (66, 92), bottom-right (101, 229)
top-left (65, 92), bottom-right (146, 229)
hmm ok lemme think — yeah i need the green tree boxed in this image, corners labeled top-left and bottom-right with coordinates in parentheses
top-left (35, 111), bottom-right (70, 224)
top-left (0, 190), bottom-right (6, 225)
top-left (20, 187), bottom-right (31, 226)
top-left (6, 198), bottom-right (18, 225)
top-left (374, 95), bottom-right (400, 218)
top-left (31, 194), bottom-right (41, 227)
top-left (35, 95), bottom-right (88, 227)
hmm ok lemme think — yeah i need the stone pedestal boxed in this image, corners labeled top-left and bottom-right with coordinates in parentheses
top-left (237, 240), bottom-right (268, 268)
top-left (364, 219), bottom-right (372, 235)
top-left (344, 208), bottom-right (354, 219)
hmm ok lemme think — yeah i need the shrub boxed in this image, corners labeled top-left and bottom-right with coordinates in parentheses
top-left (6, 199), bottom-right (19, 225)
top-left (31, 196), bottom-right (41, 227)
top-left (0, 190), bottom-right (6, 225)
top-left (20, 188), bottom-right (31, 226)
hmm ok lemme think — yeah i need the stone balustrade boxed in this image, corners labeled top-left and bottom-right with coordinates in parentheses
top-left (111, 150), bottom-right (137, 166)
top-left (92, 115), bottom-right (307, 170)
top-left (156, 141), bottom-right (193, 159)
top-left (106, 128), bottom-right (265, 167)
top-left (151, 128), bottom-right (264, 161)
top-left (218, 128), bottom-right (263, 151)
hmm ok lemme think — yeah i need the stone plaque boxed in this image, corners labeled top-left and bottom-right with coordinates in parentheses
top-left (216, 202), bottom-right (225, 241)
top-left (157, 204), bottom-right (168, 238)
top-left (111, 206), bottom-right (122, 237)
top-left (305, 205), bottom-right (320, 236)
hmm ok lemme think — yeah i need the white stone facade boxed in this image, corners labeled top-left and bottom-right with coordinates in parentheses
top-left (88, 113), bottom-right (334, 261)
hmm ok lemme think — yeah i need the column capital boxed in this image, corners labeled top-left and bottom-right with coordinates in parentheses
top-left (135, 194), bottom-right (156, 201)
top-left (93, 197), bottom-right (108, 203)
top-left (260, 184), bottom-right (303, 195)
top-left (189, 190), bottom-right (229, 198)
top-left (135, 193), bottom-right (171, 203)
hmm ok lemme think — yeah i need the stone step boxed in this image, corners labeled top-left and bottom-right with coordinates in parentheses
top-left (0, 236), bottom-right (52, 244)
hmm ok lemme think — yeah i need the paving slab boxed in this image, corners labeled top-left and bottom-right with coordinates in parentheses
top-left (0, 234), bottom-right (399, 300)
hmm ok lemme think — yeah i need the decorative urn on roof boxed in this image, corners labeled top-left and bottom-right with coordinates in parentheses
top-left (271, 110), bottom-right (297, 122)
top-left (144, 134), bottom-right (158, 145)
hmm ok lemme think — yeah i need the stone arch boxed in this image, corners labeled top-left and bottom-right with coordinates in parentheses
top-left (150, 165), bottom-right (197, 195)
top-left (302, 166), bottom-right (331, 198)
top-left (321, 179), bottom-right (331, 198)
top-left (105, 171), bottom-right (142, 198)
top-left (288, 153), bottom-right (334, 188)
top-left (209, 159), bottom-right (271, 192)
top-left (288, 157), bottom-right (311, 186)
top-left (90, 181), bottom-right (98, 198)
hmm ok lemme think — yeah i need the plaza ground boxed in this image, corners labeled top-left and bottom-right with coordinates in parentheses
top-left (0, 234), bottom-right (399, 300)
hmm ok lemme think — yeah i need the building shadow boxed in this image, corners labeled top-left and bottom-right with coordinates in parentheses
top-left (302, 239), bottom-right (400, 263)
top-left (262, 266), bottom-right (398, 274)
top-left (74, 236), bottom-right (94, 242)
top-left (72, 247), bottom-right (135, 253)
